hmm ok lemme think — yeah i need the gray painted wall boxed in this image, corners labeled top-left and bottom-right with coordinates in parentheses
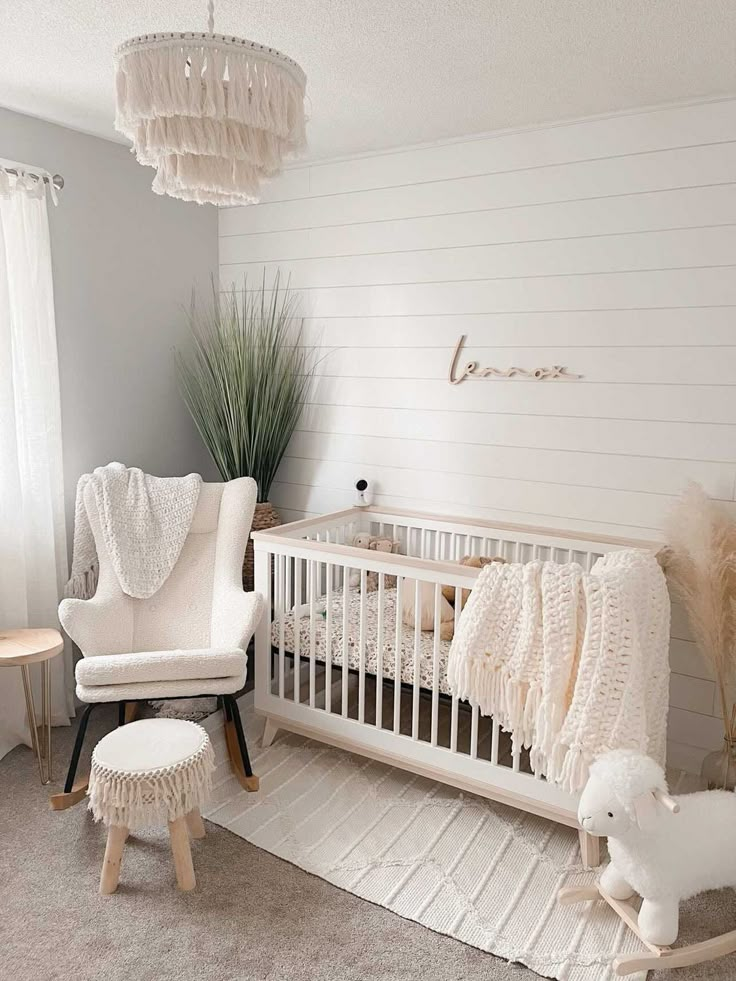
top-left (0, 108), bottom-right (220, 548)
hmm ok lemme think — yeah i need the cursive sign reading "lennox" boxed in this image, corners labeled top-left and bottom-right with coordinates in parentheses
top-left (448, 335), bottom-right (582, 384)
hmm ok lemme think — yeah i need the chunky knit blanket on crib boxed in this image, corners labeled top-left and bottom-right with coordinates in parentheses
top-left (64, 462), bottom-right (201, 600)
top-left (447, 549), bottom-right (670, 793)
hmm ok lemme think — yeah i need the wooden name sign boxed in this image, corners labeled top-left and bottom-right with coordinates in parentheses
top-left (448, 335), bottom-right (582, 384)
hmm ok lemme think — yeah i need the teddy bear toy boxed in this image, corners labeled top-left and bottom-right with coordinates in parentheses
top-left (400, 554), bottom-right (508, 642)
top-left (441, 554), bottom-right (506, 609)
top-left (348, 533), bottom-right (400, 590)
top-left (401, 579), bottom-right (456, 641)
top-left (577, 748), bottom-right (736, 946)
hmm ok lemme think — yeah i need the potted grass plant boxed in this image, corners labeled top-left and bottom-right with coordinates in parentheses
top-left (663, 483), bottom-right (736, 788)
top-left (176, 272), bottom-right (315, 590)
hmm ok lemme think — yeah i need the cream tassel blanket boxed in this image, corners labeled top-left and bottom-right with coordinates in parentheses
top-left (64, 463), bottom-right (201, 600)
top-left (447, 549), bottom-right (670, 793)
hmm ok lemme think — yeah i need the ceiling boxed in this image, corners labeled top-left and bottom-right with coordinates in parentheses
top-left (2, 1), bottom-right (736, 161)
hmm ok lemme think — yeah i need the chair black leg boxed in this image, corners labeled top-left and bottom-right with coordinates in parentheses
top-left (63, 703), bottom-right (96, 793)
top-left (224, 695), bottom-right (254, 778)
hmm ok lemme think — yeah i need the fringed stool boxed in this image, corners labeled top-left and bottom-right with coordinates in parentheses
top-left (87, 718), bottom-right (214, 894)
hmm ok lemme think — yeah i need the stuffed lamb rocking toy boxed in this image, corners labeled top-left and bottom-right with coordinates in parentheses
top-left (52, 471), bottom-right (263, 810)
top-left (559, 749), bottom-right (736, 976)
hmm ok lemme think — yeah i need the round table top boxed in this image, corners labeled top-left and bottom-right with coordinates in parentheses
top-left (0, 628), bottom-right (64, 666)
top-left (92, 718), bottom-right (210, 774)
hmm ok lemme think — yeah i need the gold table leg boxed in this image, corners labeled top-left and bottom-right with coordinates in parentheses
top-left (42, 660), bottom-right (52, 780)
top-left (20, 662), bottom-right (51, 785)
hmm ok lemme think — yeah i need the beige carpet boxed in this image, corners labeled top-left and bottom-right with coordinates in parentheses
top-left (2, 702), bottom-right (736, 981)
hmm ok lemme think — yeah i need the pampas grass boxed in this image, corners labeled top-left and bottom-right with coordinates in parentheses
top-left (663, 482), bottom-right (736, 741)
top-left (176, 272), bottom-right (315, 502)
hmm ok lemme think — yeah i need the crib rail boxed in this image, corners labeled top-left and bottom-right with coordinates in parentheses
top-left (252, 506), bottom-right (656, 828)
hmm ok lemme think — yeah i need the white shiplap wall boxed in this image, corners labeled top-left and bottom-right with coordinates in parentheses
top-left (220, 98), bottom-right (736, 772)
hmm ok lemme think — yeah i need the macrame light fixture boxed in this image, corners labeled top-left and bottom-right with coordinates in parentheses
top-left (114, 1), bottom-right (307, 206)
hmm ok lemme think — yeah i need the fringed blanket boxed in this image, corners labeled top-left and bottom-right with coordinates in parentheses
top-left (447, 549), bottom-right (670, 793)
top-left (64, 463), bottom-right (201, 600)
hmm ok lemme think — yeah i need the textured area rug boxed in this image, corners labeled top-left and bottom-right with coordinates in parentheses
top-left (202, 699), bottom-right (646, 981)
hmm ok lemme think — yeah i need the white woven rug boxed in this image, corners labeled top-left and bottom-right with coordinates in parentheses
top-left (201, 700), bottom-right (646, 981)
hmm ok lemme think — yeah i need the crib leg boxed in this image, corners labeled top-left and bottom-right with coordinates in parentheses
top-left (262, 718), bottom-right (279, 748)
top-left (579, 829), bottom-right (601, 869)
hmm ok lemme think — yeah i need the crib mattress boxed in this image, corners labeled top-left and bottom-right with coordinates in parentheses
top-left (270, 586), bottom-right (454, 694)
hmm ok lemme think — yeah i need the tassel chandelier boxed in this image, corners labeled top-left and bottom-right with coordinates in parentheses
top-left (114, 1), bottom-right (307, 206)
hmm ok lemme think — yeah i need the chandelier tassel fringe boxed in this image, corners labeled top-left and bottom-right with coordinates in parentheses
top-left (114, 19), bottom-right (307, 206)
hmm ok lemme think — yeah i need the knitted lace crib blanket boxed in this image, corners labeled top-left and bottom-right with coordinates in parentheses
top-left (447, 549), bottom-right (670, 793)
top-left (64, 463), bottom-right (201, 600)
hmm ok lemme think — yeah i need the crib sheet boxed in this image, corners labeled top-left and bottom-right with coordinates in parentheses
top-left (270, 586), bottom-right (454, 694)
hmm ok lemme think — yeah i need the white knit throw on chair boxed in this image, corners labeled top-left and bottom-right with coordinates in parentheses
top-left (64, 463), bottom-right (201, 600)
top-left (447, 549), bottom-right (670, 793)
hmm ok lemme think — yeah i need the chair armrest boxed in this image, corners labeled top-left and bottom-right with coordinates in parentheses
top-left (58, 595), bottom-right (133, 656)
top-left (211, 590), bottom-right (264, 650)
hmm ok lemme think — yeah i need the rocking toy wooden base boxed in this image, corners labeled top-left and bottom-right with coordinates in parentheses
top-left (558, 883), bottom-right (736, 975)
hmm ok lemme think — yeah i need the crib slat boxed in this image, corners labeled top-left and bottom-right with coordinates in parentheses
top-left (393, 576), bottom-right (403, 734)
top-left (309, 559), bottom-right (317, 709)
top-left (293, 558), bottom-right (302, 704)
top-left (450, 586), bottom-right (460, 754)
top-left (325, 561), bottom-right (333, 714)
top-left (358, 569), bottom-right (367, 724)
top-left (431, 582), bottom-right (441, 747)
top-left (375, 572), bottom-right (385, 730)
top-left (278, 554), bottom-right (286, 699)
top-left (342, 565), bottom-right (350, 718)
top-left (412, 578), bottom-right (421, 741)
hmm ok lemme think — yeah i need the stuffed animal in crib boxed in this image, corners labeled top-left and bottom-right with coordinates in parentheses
top-left (441, 554), bottom-right (506, 609)
top-left (401, 579), bottom-right (456, 641)
top-left (348, 533), bottom-right (400, 590)
top-left (577, 749), bottom-right (736, 946)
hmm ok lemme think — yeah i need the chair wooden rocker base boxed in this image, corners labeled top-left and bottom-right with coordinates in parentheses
top-left (558, 884), bottom-right (736, 976)
top-left (49, 694), bottom-right (258, 810)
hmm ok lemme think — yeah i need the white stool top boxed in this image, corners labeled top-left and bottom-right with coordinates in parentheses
top-left (88, 718), bottom-right (215, 830)
top-left (93, 718), bottom-right (209, 774)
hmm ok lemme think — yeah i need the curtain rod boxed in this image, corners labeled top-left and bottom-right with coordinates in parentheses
top-left (3, 168), bottom-right (64, 190)
top-left (0, 160), bottom-right (64, 191)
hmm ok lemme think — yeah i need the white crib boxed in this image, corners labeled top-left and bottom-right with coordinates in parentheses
top-left (252, 506), bottom-right (657, 867)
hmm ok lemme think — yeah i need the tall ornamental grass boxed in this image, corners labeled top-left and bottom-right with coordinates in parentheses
top-left (177, 273), bottom-right (314, 502)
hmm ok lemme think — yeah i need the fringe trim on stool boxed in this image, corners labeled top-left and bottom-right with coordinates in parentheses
top-left (88, 726), bottom-right (215, 831)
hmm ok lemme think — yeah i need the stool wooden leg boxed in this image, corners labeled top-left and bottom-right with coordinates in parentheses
top-left (169, 817), bottom-right (196, 890)
top-left (100, 824), bottom-right (128, 895)
top-left (185, 808), bottom-right (206, 840)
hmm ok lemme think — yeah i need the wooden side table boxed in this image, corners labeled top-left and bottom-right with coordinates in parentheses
top-left (0, 628), bottom-right (64, 784)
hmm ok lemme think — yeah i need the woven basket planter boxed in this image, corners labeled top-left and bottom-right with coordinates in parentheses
top-left (243, 502), bottom-right (280, 591)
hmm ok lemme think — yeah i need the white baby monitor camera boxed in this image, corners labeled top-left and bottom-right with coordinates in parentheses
top-left (355, 478), bottom-right (372, 507)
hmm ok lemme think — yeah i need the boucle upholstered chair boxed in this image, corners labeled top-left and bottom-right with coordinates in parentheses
top-left (53, 477), bottom-right (263, 810)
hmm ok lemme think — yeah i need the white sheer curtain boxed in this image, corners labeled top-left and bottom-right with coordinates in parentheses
top-left (0, 164), bottom-right (73, 760)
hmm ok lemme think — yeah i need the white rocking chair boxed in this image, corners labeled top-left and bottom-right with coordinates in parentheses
top-left (52, 476), bottom-right (263, 810)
